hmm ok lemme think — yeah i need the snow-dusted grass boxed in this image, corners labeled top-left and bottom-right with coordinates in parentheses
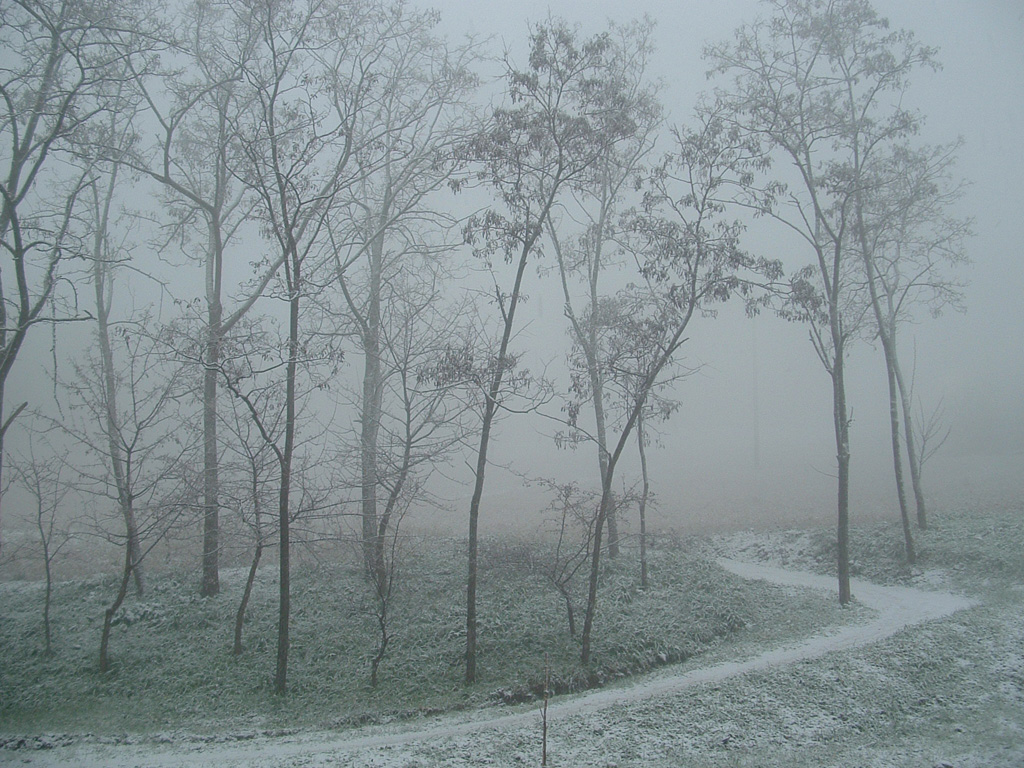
top-left (0, 537), bottom-right (840, 737)
top-left (711, 496), bottom-right (1024, 589)
top-left (3, 502), bottom-right (1021, 767)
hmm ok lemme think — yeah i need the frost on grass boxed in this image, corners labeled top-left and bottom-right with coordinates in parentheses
top-left (1, 504), bottom-right (1022, 768)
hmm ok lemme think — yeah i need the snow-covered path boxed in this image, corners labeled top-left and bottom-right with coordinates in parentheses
top-left (11, 560), bottom-right (977, 768)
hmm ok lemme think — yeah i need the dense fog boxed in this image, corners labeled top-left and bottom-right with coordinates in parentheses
top-left (2, 1), bottom-right (1022, 758)
top-left (1, 0), bottom-right (1020, 547)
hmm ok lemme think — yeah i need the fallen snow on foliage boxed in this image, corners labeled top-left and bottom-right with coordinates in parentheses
top-left (16, 559), bottom-right (977, 768)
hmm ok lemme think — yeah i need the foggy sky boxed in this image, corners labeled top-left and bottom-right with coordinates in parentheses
top-left (7, 0), bottom-right (1022, 537)
top-left (429, 0), bottom-right (1024, 531)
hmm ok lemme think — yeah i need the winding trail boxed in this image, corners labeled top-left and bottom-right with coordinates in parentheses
top-left (15, 560), bottom-right (977, 768)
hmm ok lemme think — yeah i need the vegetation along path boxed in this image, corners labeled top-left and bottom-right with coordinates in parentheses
top-left (15, 559), bottom-right (977, 768)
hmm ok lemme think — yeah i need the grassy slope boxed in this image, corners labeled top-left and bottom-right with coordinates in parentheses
top-left (0, 538), bottom-right (850, 737)
top-left (3, 501), bottom-right (1020, 768)
top-left (681, 501), bottom-right (1024, 768)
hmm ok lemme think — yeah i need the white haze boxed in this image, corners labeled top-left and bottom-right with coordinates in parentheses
top-left (427, 0), bottom-right (1024, 533)
top-left (5, 0), bottom-right (1021, 540)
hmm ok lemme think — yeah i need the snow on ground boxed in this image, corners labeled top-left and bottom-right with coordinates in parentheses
top-left (10, 558), bottom-right (978, 768)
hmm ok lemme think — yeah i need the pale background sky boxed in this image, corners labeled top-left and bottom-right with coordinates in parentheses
top-left (6, 0), bottom-right (1020, 539)
top-left (422, 0), bottom-right (1024, 532)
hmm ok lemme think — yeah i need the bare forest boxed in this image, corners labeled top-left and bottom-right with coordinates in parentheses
top-left (1, 0), bottom-right (1020, 765)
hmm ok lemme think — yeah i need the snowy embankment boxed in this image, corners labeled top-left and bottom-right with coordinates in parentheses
top-left (16, 559), bottom-right (976, 768)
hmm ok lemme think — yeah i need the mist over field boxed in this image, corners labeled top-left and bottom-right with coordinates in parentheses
top-left (0, 0), bottom-right (1019, 545)
top-left (1, 0), bottom-right (1022, 764)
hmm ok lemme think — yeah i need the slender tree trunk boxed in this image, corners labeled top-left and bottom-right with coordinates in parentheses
top-left (892, 349), bottom-right (927, 529)
top-left (40, 517), bottom-right (53, 655)
top-left (580, 488), bottom-right (610, 665)
top-left (202, 316), bottom-right (221, 597)
top-left (580, 321), bottom-right (689, 663)
top-left (465, 239), bottom-right (533, 684)
top-left (604, 493), bottom-right (619, 559)
top-left (862, 284), bottom-right (914, 561)
top-left (275, 256), bottom-right (300, 695)
top-left (0, 393), bottom-right (6, 559)
top-left (122, 500), bottom-right (143, 597)
top-left (637, 414), bottom-right (650, 590)
top-left (0, 399), bottom-right (25, 562)
top-left (559, 584), bottom-right (576, 638)
top-left (832, 359), bottom-right (852, 606)
top-left (589, 178), bottom-right (617, 558)
top-left (275, 388), bottom-right (293, 694)
top-left (857, 196), bottom-right (917, 560)
top-left (0, 396), bottom-right (5, 560)
top-left (886, 356), bottom-right (916, 563)
top-left (598, 389), bottom-right (618, 561)
top-left (360, 236), bottom-right (384, 577)
top-left (360, 365), bottom-right (382, 578)
top-left (91, 179), bottom-right (143, 597)
top-left (99, 545), bottom-right (133, 673)
top-left (234, 541), bottom-right (263, 656)
top-left (465, 399), bottom-right (492, 684)
top-left (202, 218), bottom-right (225, 599)
top-left (235, 450), bottom-right (266, 655)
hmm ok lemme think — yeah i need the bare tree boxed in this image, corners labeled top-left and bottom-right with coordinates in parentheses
top-left (80, 81), bottom-right (153, 594)
top-left (219, 390), bottom-right (277, 656)
top-left (857, 141), bottom-right (969, 534)
top-left (230, 0), bottom-right (366, 694)
top-left (572, 110), bottom-right (779, 664)
top-left (912, 396), bottom-right (952, 487)
top-left (0, 0), bottom-right (135, 552)
top-left (635, 411), bottom-right (652, 589)
top-left (365, 275), bottom-right (476, 578)
top-left (707, 0), bottom-right (938, 602)
top-left (326, 5), bottom-right (479, 576)
top-left (460, 17), bottom-right (648, 684)
top-left (548, 19), bottom-right (662, 561)
top-left (536, 479), bottom-right (596, 638)
top-left (51, 318), bottom-right (195, 673)
top-left (125, 0), bottom-right (287, 597)
top-left (366, 478), bottom-right (412, 688)
top-left (215, 313), bottom-right (340, 692)
top-left (10, 442), bottom-right (75, 656)
top-left (354, 274), bottom-right (480, 683)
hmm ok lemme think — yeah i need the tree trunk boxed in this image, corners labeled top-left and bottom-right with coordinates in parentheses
top-left (892, 350), bottom-right (927, 529)
top-left (860, 259), bottom-right (917, 565)
top-left (233, 541), bottom-right (263, 655)
top-left (202, 223), bottom-right (225, 598)
top-left (605, 494), bottom-right (619, 560)
top-left (123, 501), bottom-right (143, 597)
top-left (41, 529), bottom-right (53, 656)
top-left (580, 320), bottom-right (689, 664)
top-left (201, 321), bottom-right (221, 597)
top-left (832, 361), bottom-right (852, 606)
top-left (465, 239), bottom-right (533, 684)
top-left (274, 255), bottom-right (300, 696)
top-left (0, 397), bottom-right (5, 560)
top-left (99, 545), bottom-right (133, 673)
top-left (856, 192), bottom-right (918, 558)
top-left (580, 488), bottom-right (610, 665)
top-left (92, 180), bottom-right (143, 597)
top-left (360, 250), bottom-right (383, 577)
top-left (637, 414), bottom-right (650, 590)
top-left (466, 395), bottom-right (495, 685)
top-left (560, 584), bottom-right (576, 638)
top-left (886, 356), bottom-right (916, 563)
